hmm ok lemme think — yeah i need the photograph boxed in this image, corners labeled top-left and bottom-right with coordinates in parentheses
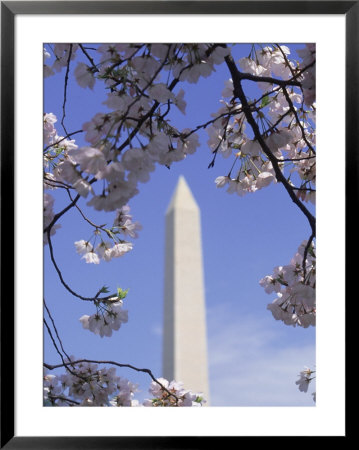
top-left (43, 42), bottom-right (316, 408)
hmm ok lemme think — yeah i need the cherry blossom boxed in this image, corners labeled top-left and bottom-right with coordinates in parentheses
top-left (79, 299), bottom-right (128, 337)
top-left (143, 378), bottom-right (206, 407)
top-left (43, 193), bottom-right (61, 245)
top-left (74, 62), bottom-right (96, 89)
top-left (263, 240), bottom-right (316, 328)
top-left (295, 366), bottom-right (316, 402)
top-left (44, 360), bottom-right (205, 407)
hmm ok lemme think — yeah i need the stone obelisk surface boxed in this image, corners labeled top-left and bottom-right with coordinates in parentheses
top-left (163, 176), bottom-right (210, 402)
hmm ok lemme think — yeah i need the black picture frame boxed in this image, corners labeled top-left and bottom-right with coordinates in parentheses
top-left (1, 1), bottom-right (354, 447)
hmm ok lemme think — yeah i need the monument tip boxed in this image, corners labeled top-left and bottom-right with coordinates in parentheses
top-left (166, 176), bottom-right (199, 214)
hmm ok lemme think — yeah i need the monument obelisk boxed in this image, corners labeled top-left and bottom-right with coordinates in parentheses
top-left (163, 176), bottom-right (210, 402)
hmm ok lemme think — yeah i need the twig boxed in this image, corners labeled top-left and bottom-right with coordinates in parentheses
top-left (43, 192), bottom-right (81, 235)
top-left (281, 85), bottom-right (316, 154)
top-left (47, 395), bottom-right (80, 405)
top-left (43, 318), bottom-right (88, 383)
top-left (43, 130), bottom-right (83, 153)
top-left (44, 299), bottom-right (72, 364)
top-left (302, 233), bottom-right (315, 278)
top-left (66, 189), bottom-right (105, 229)
top-left (79, 44), bottom-right (99, 72)
top-left (46, 229), bottom-right (110, 302)
top-left (61, 44), bottom-right (73, 135)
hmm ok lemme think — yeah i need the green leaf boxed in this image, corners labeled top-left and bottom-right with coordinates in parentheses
top-left (260, 95), bottom-right (270, 108)
top-left (117, 287), bottom-right (129, 300)
top-left (99, 285), bottom-right (110, 294)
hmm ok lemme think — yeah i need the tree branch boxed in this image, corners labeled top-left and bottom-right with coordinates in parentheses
top-left (224, 53), bottom-right (316, 236)
top-left (61, 44), bottom-right (73, 135)
top-left (44, 359), bottom-right (180, 404)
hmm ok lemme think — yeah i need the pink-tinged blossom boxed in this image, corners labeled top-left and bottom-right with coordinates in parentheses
top-left (74, 62), bottom-right (96, 90)
top-left (240, 139), bottom-right (262, 157)
top-left (264, 241), bottom-right (316, 328)
top-left (53, 160), bottom-right (79, 185)
top-left (255, 171), bottom-right (275, 189)
top-left (82, 113), bottom-right (113, 145)
top-left (295, 367), bottom-right (315, 393)
top-left (74, 240), bottom-right (93, 255)
top-left (43, 372), bottom-right (62, 402)
top-left (103, 92), bottom-right (132, 113)
top-left (82, 251), bottom-right (100, 264)
top-left (174, 89), bottom-right (186, 114)
top-left (297, 44), bottom-right (316, 106)
top-left (109, 379), bottom-right (139, 406)
top-left (95, 242), bottom-right (114, 262)
top-left (176, 131), bottom-right (199, 156)
top-left (256, 46), bottom-right (273, 68)
top-left (72, 178), bottom-right (93, 198)
top-left (120, 219), bottom-right (142, 239)
top-left (144, 378), bottom-right (205, 407)
top-left (43, 113), bottom-right (57, 146)
top-left (97, 43), bottom-right (129, 63)
top-left (68, 146), bottom-right (107, 174)
top-left (221, 79), bottom-right (234, 98)
top-left (95, 161), bottom-right (125, 182)
top-left (43, 193), bottom-right (61, 245)
top-left (180, 60), bottom-right (214, 84)
top-left (215, 176), bottom-right (229, 188)
top-left (113, 204), bottom-right (132, 225)
top-left (111, 242), bottom-right (133, 258)
top-left (52, 44), bottom-right (78, 73)
top-left (239, 57), bottom-right (267, 76)
top-left (266, 130), bottom-right (293, 155)
top-left (79, 301), bottom-right (128, 337)
top-left (259, 275), bottom-right (282, 294)
top-left (150, 43), bottom-right (171, 59)
top-left (43, 48), bottom-right (54, 78)
top-left (113, 205), bottom-right (142, 238)
top-left (208, 45), bottom-right (230, 65)
top-left (148, 83), bottom-right (174, 103)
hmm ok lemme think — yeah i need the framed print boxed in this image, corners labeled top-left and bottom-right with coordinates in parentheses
top-left (1, 1), bottom-right (354, 447)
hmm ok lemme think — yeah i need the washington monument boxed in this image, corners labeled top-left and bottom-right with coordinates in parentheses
top-left (162, 176), bottom-right (210, 402)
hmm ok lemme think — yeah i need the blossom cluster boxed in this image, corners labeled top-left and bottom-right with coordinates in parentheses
top-left (44, 361), bottom-right (138, 406)
top-left (43, 112), bottom-right (79, 192)
top-left (297, 44), bottom-right (316, 106)
top-left (73, 204), bottom-right (140, 264)
top-left (44, 44), bottom-right (78, 79)
top-left (74, 239), bottom-right (133, 264)
top-left (79, 298), bottom-right (128, 338)
top-left (113, 204), bottom-right (142, 238)
top-left (42, 44), bottom-right (234, 213)
top-left (208, 44), bottom-right (315, 204)
top-left (239, 45), bottom-right (294, 85)
top-left (143, 378), bottom-right (205, 407)
top-left (260, 240), bottom-right (316, 328)
top-left (44, 363), bottom-right (205, 407)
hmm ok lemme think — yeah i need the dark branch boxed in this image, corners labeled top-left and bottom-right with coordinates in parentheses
top-left (43, 130), bottom-right (83, 153)
top-left (224, 53), bottom-right (316, 236)
top-left (44, 359), bottom-right (180, 404)
top-left (61, 44), bottom-right (73, 135)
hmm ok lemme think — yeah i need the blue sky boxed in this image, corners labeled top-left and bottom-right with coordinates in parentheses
top-left (44, 43), bottom-right (315, 406)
